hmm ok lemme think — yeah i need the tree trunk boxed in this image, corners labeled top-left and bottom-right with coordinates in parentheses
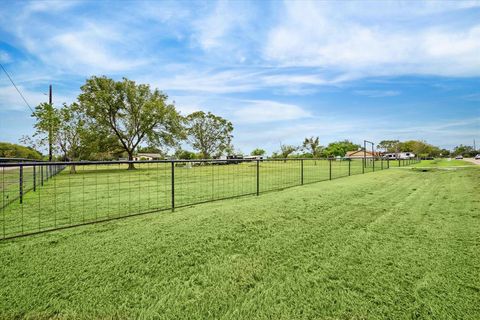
top-left (70, 164), bottom-right (76, 174)
top-left (128, 152), bottom-right (136, 170)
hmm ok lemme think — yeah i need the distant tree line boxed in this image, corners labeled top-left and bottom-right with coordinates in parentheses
top-left (0, 142), bottom-right (42, 160)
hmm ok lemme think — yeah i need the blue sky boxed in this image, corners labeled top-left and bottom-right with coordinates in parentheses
top-left (0, 0), bottom-right (479, 154)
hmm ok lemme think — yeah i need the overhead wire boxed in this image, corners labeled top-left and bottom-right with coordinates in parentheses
top-left (0, 63), bottom-right (34, 113)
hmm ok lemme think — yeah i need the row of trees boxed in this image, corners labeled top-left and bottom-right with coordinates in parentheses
top-left (0, 142), bottom-right (42, 160)
top-left (27, 77), bottom-right (234, 170)
top-left (252, 138), bottom-right (465, 160)
top-left (376, 140), bottom-right (453, 158)
top-left (257, 139), bottom-right (360, 159)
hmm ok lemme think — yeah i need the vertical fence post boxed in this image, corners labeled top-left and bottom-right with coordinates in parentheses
top-left (373, 157), bottom-right (375, 172)
top-left (381, 158), bottom-right (383, 170)
top-left (387, 158), bottom-right (389, 169)
top-left (19, 165), bottom-right (23, 204)
top-left (301, 159), bottom-right (304, 185)
top-left (256, 160), bottom-right (259, 196)
top-left (398, 159), bottom-right (400, 167)
top-left (362, 158), bottom-right (365, 174)
top-left (171, 161), bottom-right (175, 212)
top-left (33, 165), bottom-right (36, 192)
top-left (348, 159), bottom-right (351, 176)
top-left (329, 159), bottom-right (332, 180)
top-left (41, 165), bottom-right (44, 186)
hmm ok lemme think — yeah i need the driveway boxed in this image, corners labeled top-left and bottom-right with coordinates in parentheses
top-left (463, 158), bottom-right (480, 166)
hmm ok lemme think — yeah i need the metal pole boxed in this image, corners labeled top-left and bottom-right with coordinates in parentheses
top-left (48, 85), bottom-right (53, 162)
top-left (256, 160), bottom-right (259, 196)
top-left (348, 159), bottom-right (351, 176)
top-left (329, 159), bottom-right (332, 180)
top-left (372, 144), bottom-right (375, 172)
top-left (362, 158), bottom-right (365, 174)
top-left (41, 165), bottom-right (43, 186)
top-left (301, 159), bottom-right (304, 185)
top-left (19, 165), bottom-right (23, 204)
top-left (33, 165), bottom-right (36, 192)
top-left (364, 141), bottom-right (366, 171)
top-left (171, 161), bottom-right (175, 212)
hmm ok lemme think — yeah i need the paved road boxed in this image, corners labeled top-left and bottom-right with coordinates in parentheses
top-left (463, 158), bottom-right (480, 166)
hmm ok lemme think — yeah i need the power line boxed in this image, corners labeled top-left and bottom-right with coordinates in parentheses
top-left (0, 63), bottom-right (34, 113)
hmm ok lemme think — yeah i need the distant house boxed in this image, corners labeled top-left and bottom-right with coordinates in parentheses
top-left (383, 152), bottom-right (415, 160)
top-left (345, 150), bottom-right (381, 159)
top-left (133, 153), bottom-right (163, 161)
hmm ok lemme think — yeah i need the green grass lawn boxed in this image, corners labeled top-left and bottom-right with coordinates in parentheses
top-left (1, 159), bottom-right (390, 239)
top-left (0, 166), bottom-right (478, 319)
top-left (410, 158), bottom-right (473, 167)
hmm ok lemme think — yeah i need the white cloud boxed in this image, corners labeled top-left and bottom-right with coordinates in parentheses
top-left (232, 100), bottom-right (310, 123)
top-left (264, 1), bottom-right (480, 77)
top-left (0, 84), bottom-right (75, 111)
top-left (354, 90), bottom-right (400, 98)
top-left (0, 51), bottom-right (11, 63)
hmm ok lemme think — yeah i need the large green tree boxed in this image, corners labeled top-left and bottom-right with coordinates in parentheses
top-left (377, 140), bottom-right (400, 153)
top-left (31, 102), bottom-right (61, 161)
top-left (251, 148), bottom-right (266, 156)
top-left (323, 140), bottom-right (360, 157)
top-left (453, 144), bottom-right (475, 157)
top-left (272, 144), bottom-right (298, 161)
top-left (186, 111), bottom-right (233, 159)
top-left (78, 76), bottom-right (184, 169)
top-left (302, 136), bottom-right (323, 158)
top-left (56, 103), bottom-right (90, 172)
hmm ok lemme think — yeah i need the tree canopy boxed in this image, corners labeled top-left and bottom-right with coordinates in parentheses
top-left (251, 148), bottom-right (266, 156)
top-left (186, 111), bottom-right (233, 159)
top-left (323, 140), bottom-right (360, 157)
top-left (78, 76), bottom-right (184, 168)
top-left (31, 102), bottom-right (61, 161)
top-left (302, 136), bottom-right (323, 157)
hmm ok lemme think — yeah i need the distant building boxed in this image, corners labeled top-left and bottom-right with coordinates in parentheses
top-left (133, 153), bottom-right (163, 161)
top-left (383, 152), bottom-right (415, 160)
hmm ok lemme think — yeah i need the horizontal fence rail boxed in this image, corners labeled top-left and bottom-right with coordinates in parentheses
top-left (0, 157), bottom-right (419, 240)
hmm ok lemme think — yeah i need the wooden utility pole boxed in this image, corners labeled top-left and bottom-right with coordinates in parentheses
top-left (48, 85), bottom-right (53, 162)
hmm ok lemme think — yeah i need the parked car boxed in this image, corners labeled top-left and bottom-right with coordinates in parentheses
top-left (475, 154), bottom-right (480, 160)
top-left (455, 155), bottom-right (463, 160)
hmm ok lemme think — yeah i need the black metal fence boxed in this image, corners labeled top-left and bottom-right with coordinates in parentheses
top-left (0, 157), bottom-right (419, 240)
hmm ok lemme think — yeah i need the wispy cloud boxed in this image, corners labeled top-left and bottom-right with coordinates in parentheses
top-left (354, 90), bottom-right (401, 98)
top-left (232, 100), bottom-right (311, 124)
top-left (264, 1), bottom-right (480, 78)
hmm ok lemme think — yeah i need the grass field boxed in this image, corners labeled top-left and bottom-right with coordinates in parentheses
top-left (410, 158), bottom-right (473, 167)
top-left (0, 165), bottom-right (478, 319)
top-left (1, 159), bottom-right (395, 239)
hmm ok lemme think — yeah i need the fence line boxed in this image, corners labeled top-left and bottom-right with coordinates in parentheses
top-left (0, 157), bottom-right (419, 240)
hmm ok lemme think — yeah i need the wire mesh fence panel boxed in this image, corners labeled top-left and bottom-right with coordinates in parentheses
top-left (303, 159), bottom-right (330, 184)
top-left (174, 160), bottom-right (257, 207)
top-left (330, 159), bottom-right (349, 179)
top-left (259, 159), bottom-right (302, 193)
top-left (0, 157), bottom-right (420, 239)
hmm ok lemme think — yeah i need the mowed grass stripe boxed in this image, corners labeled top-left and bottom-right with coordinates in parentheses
top-left (0, 167), bottom-right (478, 319)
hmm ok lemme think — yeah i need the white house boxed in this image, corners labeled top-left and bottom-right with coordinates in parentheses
top-left (383, 152), bottom-right (415, 160)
